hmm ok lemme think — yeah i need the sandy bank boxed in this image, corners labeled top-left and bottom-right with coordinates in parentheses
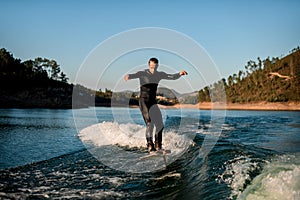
top-left (156, 101), bottom-right (300, 111)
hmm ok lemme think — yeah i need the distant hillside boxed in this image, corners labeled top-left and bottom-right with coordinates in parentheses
top-left (0, 48), bottom-right (73, 108)
top-left (0, 48), bottom-right (114, 108)
top-left (199, 47), bottom-right (300, 103)
top-left (112, 87), bottom-right (180, 106)
top-left (2, 46), bottom-right (299, 109)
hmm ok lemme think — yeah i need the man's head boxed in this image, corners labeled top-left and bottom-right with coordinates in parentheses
top-left (148, 57), bottom-right (159, 73)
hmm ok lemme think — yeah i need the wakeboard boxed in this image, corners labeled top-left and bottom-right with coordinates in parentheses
top-left (139, 149), bottom-right (171, 160)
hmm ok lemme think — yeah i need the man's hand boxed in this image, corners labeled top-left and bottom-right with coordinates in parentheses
top-left (180, 70), bottom-right (188, 76)
top-left (124, 75), bottom-right (129, 81)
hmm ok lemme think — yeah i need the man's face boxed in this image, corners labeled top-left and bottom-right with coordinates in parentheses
top-left (148, 61), bottom-right (158, 72)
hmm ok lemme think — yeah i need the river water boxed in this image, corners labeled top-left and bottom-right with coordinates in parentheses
top-left (0, 107), bottom-right (299, 199)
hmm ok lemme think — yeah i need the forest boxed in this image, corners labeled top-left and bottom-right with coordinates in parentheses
top-left (0, 48), bottom-right (73, 108)
top-left (0, 48), bottom-right (136, 108)
top-left (1, 47), bottom-right (299, 108)
top-left (198, 47), bottom-right (300, 103)
top-left (0, 48), bottom-right (68, 86)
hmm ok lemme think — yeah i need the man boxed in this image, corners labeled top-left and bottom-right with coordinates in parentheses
top-left (124, 58), bottom-right (188, 152)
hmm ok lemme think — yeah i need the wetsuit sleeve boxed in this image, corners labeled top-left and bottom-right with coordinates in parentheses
top-left (128, 71), bottom-right (142, 79)
top-left (160, 72), bottom-right (181, 80)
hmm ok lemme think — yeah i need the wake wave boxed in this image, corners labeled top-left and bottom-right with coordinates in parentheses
top-left (79, 121), bottom-right (194, 151)
top-left (218, 153), bottom-right (300, 200)
top-left (217, 155), bottom-right (263, 199)
top-left (238, 153), bottom-right (300, 200)
top-left (78, 121), bottom-right (194, 173)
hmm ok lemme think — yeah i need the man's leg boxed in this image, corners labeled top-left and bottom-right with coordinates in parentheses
top-left (149, 104), bottom-right (164, 151)
top-left (139, 98), bottom-right (156, 152)
top-left (145, 122), bottom-right (154, 148)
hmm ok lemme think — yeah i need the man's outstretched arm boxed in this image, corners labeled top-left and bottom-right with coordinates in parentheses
top-left (124, 71), bottom-right (142, 81)
top-left (161, 70), bottom-right (188, 80)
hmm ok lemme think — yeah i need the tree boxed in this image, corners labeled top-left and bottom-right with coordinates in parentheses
top-left (0, 48), bottom-right (23, 80)
top-left (257, 57), bottom-right (262, 70)
top-left (32, 58), bottom-right (62, 80)
top-left (238, 70), bottom-right (244, 83)
top-left (232, 73), bottom-right (237, 84)
top-left (221, 78), bottom-right (227, 88)
top-left (59, 71), bottom-right (68, 83)
top-left (105, 88), bottom-right (112, 98)
top-left (227, 75), bottom-right (233, 87)
top-left (50, 60), bottom-right (61, 80)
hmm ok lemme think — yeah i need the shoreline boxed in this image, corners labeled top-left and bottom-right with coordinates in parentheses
top-left (155, 101), bottom-right (300, 111)
top-left (1, 101), bottom-right (299, 111)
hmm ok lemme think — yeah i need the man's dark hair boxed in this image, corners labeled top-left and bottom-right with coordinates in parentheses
top-left (148, 57), bottom-right (159, 64)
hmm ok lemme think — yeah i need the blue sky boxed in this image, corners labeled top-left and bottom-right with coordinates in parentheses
top-left (1, 0), bottom-right (299, 92)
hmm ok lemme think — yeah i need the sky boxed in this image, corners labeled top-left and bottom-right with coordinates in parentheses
top-left (1, 0), bottom-right (299, 93)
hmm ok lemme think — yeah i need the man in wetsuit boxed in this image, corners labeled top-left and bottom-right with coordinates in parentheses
top-left (124, 58), bottom-right (188, 152)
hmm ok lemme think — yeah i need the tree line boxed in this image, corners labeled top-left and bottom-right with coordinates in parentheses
top-left (1, 46), bottom-right (299, 108)
top-left (0, 48), bottom-right (68, 90)
top-left (198, 47), bottom-right (300, 103)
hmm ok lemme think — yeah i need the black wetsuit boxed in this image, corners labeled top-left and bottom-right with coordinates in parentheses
top-left (128, 69), bottom-right (181, 147)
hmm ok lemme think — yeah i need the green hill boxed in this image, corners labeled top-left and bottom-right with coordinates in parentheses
top-left (1, 46), bottom-right (299, 108)
top-left (0, 47), bottom-right (135, 108)
top-left (199, 47), bottom-right (300, 103)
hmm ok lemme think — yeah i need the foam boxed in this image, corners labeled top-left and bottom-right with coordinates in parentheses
top-left (78, 121), bottom-right (193, 173)
top-left (218, 155), bottom-right (260, 199)
top-left (238, 154), bottom-right (300, 200)
top-left (79, 121), bottom-right (192, 151)
top-left (79, 121), bottom-right (146, 148)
